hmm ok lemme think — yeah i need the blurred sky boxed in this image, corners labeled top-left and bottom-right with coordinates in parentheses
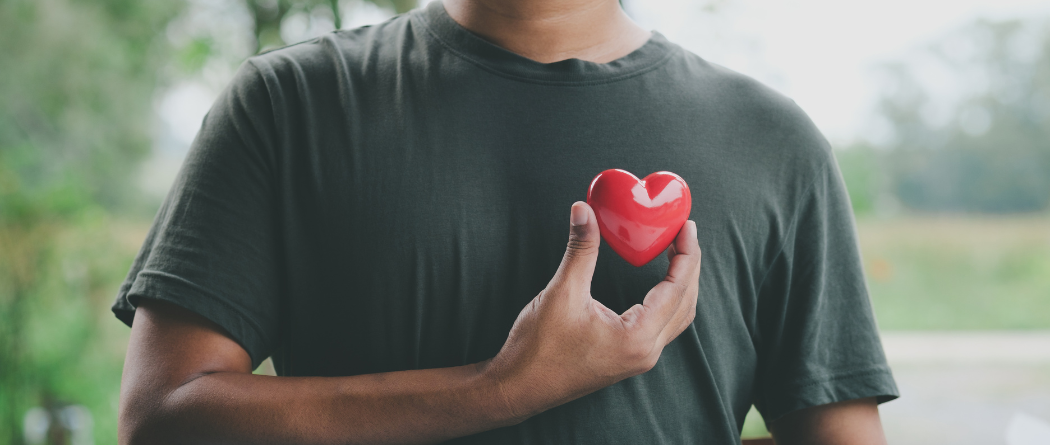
top-left (143, 0), bottom-right (1050, 195)
top-left (628, 0), bottom-right (1050, 144)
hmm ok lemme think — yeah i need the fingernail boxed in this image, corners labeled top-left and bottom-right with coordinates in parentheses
top-left (571, 202), bottom-right (588, 226)
top-left (690, 221), bottom-right (698, 237)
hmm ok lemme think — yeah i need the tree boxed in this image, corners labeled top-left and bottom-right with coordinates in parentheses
top-left (244, 0), bottom-right (416, 53)
top-left (1, 0), bottom-right (415, 442)
top-left (871, 18), bottom-right (1050, 213)
top-left (0, 0), bottom-right (184, 442)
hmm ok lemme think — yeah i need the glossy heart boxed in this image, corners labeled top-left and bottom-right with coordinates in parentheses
top-left (586, 169), bottom-right (692, 267)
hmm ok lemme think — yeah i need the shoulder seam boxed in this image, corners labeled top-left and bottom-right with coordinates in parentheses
top-left (751, 152), bottom-right (833, 309)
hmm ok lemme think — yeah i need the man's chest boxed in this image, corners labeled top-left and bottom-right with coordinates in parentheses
top-left (270, 84), bottom-right (780, 376)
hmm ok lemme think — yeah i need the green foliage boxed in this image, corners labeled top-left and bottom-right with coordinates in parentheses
top-left (835, 144), bottom-right (887, 216)
top-left (0, 206), bottom-right (143, 445)
top-left (858, 216), bottom-right (1050, 330)
top-left (176, 36), bottom-right (216, 73)
top-left (871, 19), bottom-right (1050, 213)
top-left (741, 405), bottom-right (770, 439)
top-left (0, 0), bottom-right (183, 442)
top-left (245, 0), bottom-right (298, 52)
top-left (244, 0), bottom-right (411, 53)
top-left (0, 0), bottom-right (405, 442)
top-left (0, 0), bottom-right (184, 212)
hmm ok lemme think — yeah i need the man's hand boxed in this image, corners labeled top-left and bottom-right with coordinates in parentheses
top-left (481, 201), bottom-right (702, 421)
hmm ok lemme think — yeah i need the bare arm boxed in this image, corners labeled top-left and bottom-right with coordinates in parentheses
top-left (769, 397), bottom-right (888, 445)
top-left (119, 202), bottom-right (703, 445)
top-left (121, 299), bottom-right (513, 445)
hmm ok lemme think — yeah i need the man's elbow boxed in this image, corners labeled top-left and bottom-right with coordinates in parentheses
top-left (119, 399), bottom-right (165, 445)
top-left (118, 383), bottom-right (184, 445)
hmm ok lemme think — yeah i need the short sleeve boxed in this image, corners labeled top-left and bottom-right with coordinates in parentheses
top-left (753, 151), bottom-right (899, 423)
top-left (112, 60), bottom-right (281, 368)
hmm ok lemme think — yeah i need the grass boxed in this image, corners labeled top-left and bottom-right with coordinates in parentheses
top-left (742, 406), bottom-right (771, 438)
top-left (857, 214), bottom-right (1050, 330)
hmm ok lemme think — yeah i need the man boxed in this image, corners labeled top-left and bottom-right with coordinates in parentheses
top-left (113, 0), bottom-right (899, 443)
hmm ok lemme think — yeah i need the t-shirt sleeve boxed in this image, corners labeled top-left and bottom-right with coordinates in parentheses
top-left (752, 150), bottom-right (899, 423)
top-left (112, 59), bottom-right (281, 368)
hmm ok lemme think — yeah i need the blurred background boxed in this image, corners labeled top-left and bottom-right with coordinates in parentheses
top-left (1, 0), bottom-right (1049, 443)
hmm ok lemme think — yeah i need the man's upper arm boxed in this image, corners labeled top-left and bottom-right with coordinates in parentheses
top-left (769, 397), bottom-right (887, 445)
top-left (119, 298), bottom-right (252, 441)
top-left (121, 298), bottom-right (252, 402)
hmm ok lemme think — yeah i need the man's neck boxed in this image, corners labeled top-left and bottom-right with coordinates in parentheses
top-left (442, 0), bottom-right (651, 64)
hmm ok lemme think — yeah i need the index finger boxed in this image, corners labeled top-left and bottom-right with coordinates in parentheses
top-left (620, 221), bottom-right (700, 335)
top-left (664, 221), bottom-right (700, 285)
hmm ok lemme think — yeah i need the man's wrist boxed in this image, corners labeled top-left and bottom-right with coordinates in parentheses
top-left (472, 358), bottom-right (535, 427)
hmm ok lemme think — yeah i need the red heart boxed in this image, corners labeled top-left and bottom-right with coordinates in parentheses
top-left (586, 169), bottom-right (692, 267)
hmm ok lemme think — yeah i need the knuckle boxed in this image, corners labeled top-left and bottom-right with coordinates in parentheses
top-left (566, 236), bottom-right (597, 255)
top-left (672, 282), bottom-right (690, 300)
top-left (637, 353), bottom-right (660, 374)
top-left (623, 338), bottom-right (654, 364)
top-left (646, 354), bottom-right (661, 370)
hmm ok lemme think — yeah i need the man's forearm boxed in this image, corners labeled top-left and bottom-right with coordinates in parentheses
top-left (120, 300), bottom-right (528, 445)
top-left (124, 363), bottom-right (518, 445)
top-left (121, 210), bottom-right (702, 444)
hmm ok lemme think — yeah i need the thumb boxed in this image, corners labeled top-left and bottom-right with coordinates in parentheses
top-left (552, 201), bottom-right (601, 292)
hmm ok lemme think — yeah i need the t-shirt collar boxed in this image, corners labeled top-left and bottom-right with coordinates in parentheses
top-left (413, 0), bottom-right (676, 85)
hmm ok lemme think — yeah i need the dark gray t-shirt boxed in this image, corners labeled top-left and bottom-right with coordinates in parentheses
top-left (113, 2), bottom-right (898, 442)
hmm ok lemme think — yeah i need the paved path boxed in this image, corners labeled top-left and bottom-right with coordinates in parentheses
top-left (879, 331), bottom-right (1050, 445)
top-left (882, 331), bottom-right (1050, 364)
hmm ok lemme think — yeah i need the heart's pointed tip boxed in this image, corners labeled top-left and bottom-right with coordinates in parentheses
top-left (625, 252), bottom-right (660, 267)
